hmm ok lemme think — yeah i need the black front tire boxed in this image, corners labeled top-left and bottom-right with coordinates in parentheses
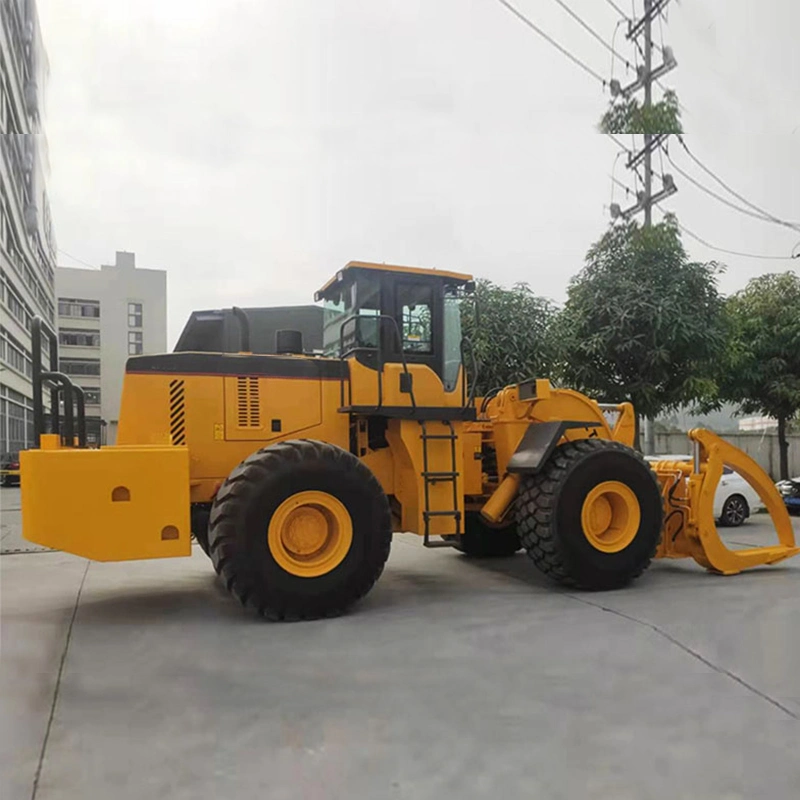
top-left (445, 512), bottom-right (521, 557)
top-left (516, 439), bottom-right (663, 590)
top-left (209, 440), bottom-right (392, 620)
top-left (719, 495), bottom-right (749, 527)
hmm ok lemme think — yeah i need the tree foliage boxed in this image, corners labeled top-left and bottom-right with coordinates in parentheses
top-left (600, 89), bottom-right (682, 135)
top-left (461, 280), bottom-right (558, 396)
top-left (717, 272), bottom-right (800, 479)
top-left (556, 216), bottom-right (725, 422)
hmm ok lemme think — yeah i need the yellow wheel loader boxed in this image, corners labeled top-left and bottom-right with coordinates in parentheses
top-left (21, 262), bottom-right (799, 619)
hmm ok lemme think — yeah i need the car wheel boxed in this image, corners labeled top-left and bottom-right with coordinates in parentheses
top-left (719, 494), bottom-right (749, 527)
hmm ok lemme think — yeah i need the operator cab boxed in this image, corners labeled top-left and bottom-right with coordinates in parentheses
top-left (315, 261), bottom-right (474, 397)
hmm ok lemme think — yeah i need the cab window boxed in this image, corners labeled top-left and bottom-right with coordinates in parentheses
top-left (398, 283), bottom-right (433, 354)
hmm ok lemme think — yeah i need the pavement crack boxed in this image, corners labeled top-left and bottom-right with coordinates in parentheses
top-left (564, 592), bottom-right (799, 721)
top-left (30, 560), bottom-right (91, 800)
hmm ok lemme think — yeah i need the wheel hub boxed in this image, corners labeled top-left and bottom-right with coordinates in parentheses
top-left (580, 480), bottom-right (641, 553)
top-left (268, 491), bottom-right (353, 577)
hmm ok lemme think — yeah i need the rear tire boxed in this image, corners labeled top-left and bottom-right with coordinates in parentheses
top-left (445, 512), bottom-right (520, 557)
top-left (719, 495), bottom-right (748, 527)
top-left (516, 439), bottom-right (663, 590)
top-left (191, 503), bottom-right (212, 557)
top-left (209, 439), bottom-right (392, 620)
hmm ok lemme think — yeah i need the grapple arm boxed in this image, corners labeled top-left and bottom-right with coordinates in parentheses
top-left (651, 429), bottom-right (799, 574)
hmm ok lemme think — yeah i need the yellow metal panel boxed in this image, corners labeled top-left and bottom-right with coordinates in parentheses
top-left (360, 447), bottom-right (395, 496)
top-left (116, 372), bottom-right (349, 502)
top-left (489, 381), bottom-right (615, 477)
top-left (387, 419), bottom-right (465, 536)
top-left (346, 360), bottom-right (462, 410)
top-left (21, 445), bottom-right (190, 561)
top-left (461, 430), bottom-right (483, 495)
top-left (223, 376), bottom-right (322, 441)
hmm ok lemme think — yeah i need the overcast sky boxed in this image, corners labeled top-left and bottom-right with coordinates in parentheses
top-left (37, 0), bottom-right (799, 346)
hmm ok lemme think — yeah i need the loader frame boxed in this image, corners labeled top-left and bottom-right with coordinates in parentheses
top-left (19, 261), bottom-right (800, 615)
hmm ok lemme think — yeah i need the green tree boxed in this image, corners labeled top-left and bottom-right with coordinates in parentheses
top-left (599, 89), bottom-right (683, 135)
top-left (718, 272), bottom-right (800, 480)
top-left (557, 216), bottom-right (725, 445)
top-left (461, 280), bottom-right (558, 396)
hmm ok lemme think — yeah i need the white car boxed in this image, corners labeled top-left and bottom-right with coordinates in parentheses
top-left (645, 454), bottom-right (765, 527)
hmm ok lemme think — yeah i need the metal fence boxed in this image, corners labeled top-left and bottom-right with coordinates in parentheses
top-left (655, 432), bottom-right (800, 480)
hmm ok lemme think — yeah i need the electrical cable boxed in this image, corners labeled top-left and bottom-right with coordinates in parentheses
top-left (678, 136), bottom-right (800, 233)
top-left (494, 0), bottom-right (607, 85)
top-left (607, 132), bottom-right (630, 153)
top-left (604, 0), bottom-right (630, 19)
top-left (659, 209), bottom-right (800, 261)
top-left (665, 151), bottom-right (800, 233)
top-left (58, 249), bottom-right (100, 270)
top-left (610, 150), bottom-right (628, 205)
top-left (610, 172), bottom-right (633, 198)
top-left (549, 0), bottom-right (632, 70)
top-left (609, 18), bottom-right (627, 82)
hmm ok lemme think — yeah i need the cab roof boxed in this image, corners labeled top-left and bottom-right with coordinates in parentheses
top-left (315, 261), bottom-right (473, 301)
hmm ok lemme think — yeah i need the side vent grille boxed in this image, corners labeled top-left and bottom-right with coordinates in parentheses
top-left (169, 379), bottom-right (186, 445)
top-left (237, 376), bottom-right (261, 428)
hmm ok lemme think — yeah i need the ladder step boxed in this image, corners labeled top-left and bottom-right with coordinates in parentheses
top-left (423, 510), bottom-right (461, 518)
top-left (419, 434), bottom-right (457, 440)
top-left (422, 471), bottom-right (459, 479)
top-left (423, 539), bottom-right (456, 549)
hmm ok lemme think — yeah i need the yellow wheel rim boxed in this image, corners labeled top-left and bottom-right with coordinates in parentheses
top-left (267, 491), bottom-right (353, 578)
top-left (580, 480), bottom-right (641, 553)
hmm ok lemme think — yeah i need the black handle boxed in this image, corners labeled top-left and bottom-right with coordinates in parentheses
top-left (31, 317), bottom-right (87, 448)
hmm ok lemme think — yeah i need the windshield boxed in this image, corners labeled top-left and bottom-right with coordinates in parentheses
top-left (322, 283), bottom-right (353, 356)
top-left (321, 275), bottom-right (382, 357)
top-left (442, 292), bottom-right (463, 392)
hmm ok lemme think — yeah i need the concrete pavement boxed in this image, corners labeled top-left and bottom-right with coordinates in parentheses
top-left (2, 486), bottom-right (800, 799)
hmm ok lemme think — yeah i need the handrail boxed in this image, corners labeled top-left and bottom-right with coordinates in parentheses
top-left (459, 336), bottom-right (478, 411)
top-left (31, 317), bottom-right (87, 447)
top-left (338, 314), bottom-right (417, 413)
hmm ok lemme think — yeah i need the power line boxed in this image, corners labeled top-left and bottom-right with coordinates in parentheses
top-left (58, 248), bottom-right (100, 270)
top-left (609, 18), bottom-right (627, 81)
top-left (678, 136), bottom-right (800, 233)
top-left (610, 150), bottom-right (630, 205)
top-left (494, 0), bottom-right (607, 85)
top-left (660, 210), bottom-right (800, 261)
top-left (549, 0), bottom-right (632, 70)
top-left (611, 173), bottom-right (633, 195)
top-left (607, 132), bottom-right (630, 153)
top-left (604, 0), bottom-right (630, 19)
top-left (665, 151), bottom-right (800, 233)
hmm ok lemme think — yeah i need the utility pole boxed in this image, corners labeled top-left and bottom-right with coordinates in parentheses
top-left (643, 0), bottom-right (653, 230)
top-left (608, 0), bottom-right (677, 454)
top-left (642, 0), bottom-right (655, 454)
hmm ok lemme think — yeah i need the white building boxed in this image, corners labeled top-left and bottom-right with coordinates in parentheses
top-left (56, 251), bottom-right (167, 445)
top-left (738, 416), bottom-right (778, 433)
top-left (0, 0), bottom-right (57, 456)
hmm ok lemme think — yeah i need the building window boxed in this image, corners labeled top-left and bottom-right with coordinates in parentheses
top-left (59, 329), bottom-right (100, 347)
top-left (128, 330), bottom-right (143, 355)
top-left (82, 388), bottom-right (101, 406)
top-left (128, 302), bottom-right (142, 328)
top-left (58, 298), bottom-right (100, 318)
top-left (0, 327), bottom-right (32, 377)
top-left (59, 358), bottom-right (101, 376)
